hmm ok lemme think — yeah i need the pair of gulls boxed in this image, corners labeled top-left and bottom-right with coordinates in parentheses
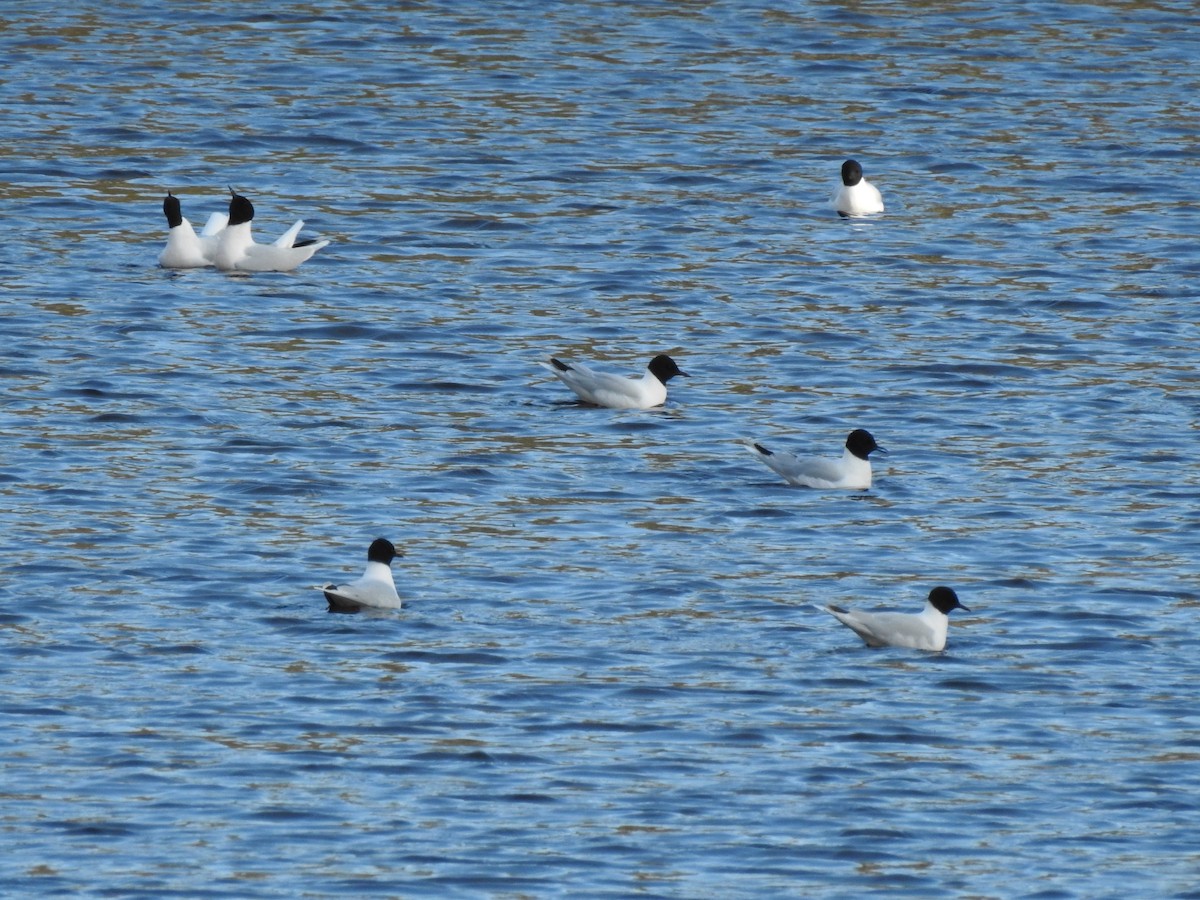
top-left (322, 540), bottom-right (968, 651)
top-left (158, 189), bottom-right (329, 272)
top-left (542, 353), bottom-right (886, 491)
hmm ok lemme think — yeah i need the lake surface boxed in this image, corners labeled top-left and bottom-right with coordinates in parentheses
top-left (2, 1), bottom-right (1199, 897)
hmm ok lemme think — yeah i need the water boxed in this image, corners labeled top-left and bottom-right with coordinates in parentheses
top-left (2, 1), bottom-right (1199, 896)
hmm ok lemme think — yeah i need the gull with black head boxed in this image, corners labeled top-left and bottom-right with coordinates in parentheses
top-left (742, 429), bottom-right (885, 490)
top-left (158, 191), bottom-right (229, 268)
top-left (541, 353), bottom-right (689, 410)
top-left (321, 538), bottom-right (402, 612)
top-left (820, 586), bottom-right (969, 651)
top-left (831, 159), bottom-right (885, 217)
top-left (213, 187), bottom-right (330, 272)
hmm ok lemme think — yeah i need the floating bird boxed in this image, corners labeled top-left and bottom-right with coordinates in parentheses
top-left (321, 538), bottom-right (402, 611)
top-left (541, 353), bottom-right (688, 410)
top-left (158, 191), bottom-right (228, 268)
top-left (742, 429), bottom-right (884, 490)
top-left (831, 159), bottom-right (885, 217)
top-left (213, 188), bottom-right (329, 272)
top-left (820, 586), bottom-right (969, 651)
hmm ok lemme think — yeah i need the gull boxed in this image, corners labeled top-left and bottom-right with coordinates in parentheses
top-left (831, 159), bottom-right (885, 217)
top-left (541, 353), bottom-right (688, 410)
top-left (213, 188), bottom-right (329, 272)
top-left (742, 429), bottom-right (885, 490)
top-left (820, 586), bottom-right (969, 651)
top-left (158, 191), bottom-right (228, 268)
top-left (321, 538), bottom-right (402, 612)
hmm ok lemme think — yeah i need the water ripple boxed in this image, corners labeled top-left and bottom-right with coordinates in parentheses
top-left (2, 1), bottom-right (1199, 898)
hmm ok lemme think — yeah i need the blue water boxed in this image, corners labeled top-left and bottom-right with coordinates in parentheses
top-left (3, 1), bottom-right (1199, 897)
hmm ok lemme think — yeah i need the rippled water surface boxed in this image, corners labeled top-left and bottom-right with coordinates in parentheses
top-left (3, 1), bottom-right (1199, 897)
